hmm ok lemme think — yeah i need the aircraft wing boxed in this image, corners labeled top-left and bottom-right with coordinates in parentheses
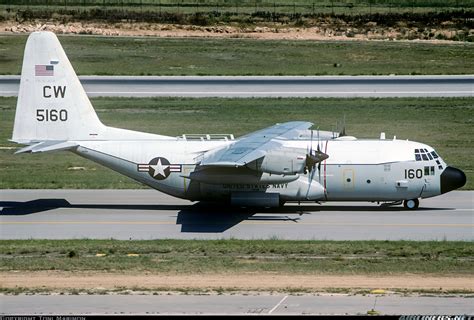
top-left (200, 121), bottom-right (313, 167)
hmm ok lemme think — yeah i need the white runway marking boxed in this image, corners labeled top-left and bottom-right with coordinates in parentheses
top-left (269, 295), bottom-right (288, 314)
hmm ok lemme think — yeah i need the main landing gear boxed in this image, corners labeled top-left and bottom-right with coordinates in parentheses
top-left (403, 198), bottom-right (419, 210)
top-left (379, 198), bottom-right (420, 210)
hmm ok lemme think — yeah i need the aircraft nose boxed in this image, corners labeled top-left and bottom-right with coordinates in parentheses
top-left (440, 166), bottom-right (466, 194)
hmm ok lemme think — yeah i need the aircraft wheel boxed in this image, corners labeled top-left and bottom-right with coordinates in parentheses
top-left (403, 199), bottom-right (419, 210)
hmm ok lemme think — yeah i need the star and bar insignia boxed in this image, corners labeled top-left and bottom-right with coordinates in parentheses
top-left (137, 157), bottom-right (181, 180)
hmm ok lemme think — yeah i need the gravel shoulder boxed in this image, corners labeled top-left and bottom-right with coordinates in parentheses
top-left (0, 21), bottom-right (468, 43)
top-left (2, 272), bottom-right (473, 293)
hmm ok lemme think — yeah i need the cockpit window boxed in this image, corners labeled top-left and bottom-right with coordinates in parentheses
top-left (415, 149), bottom-right (438, 162)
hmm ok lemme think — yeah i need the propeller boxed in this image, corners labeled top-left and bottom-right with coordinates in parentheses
top-left (305, 128), bottom-right (329, 174)
top-left (305, 128), bottom-right (329, 199)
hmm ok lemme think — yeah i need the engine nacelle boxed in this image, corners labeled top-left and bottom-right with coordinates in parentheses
top-left (257, 148), bottom-right (306, 175)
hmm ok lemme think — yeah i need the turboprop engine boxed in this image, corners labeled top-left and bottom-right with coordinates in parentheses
top-left (258, 148), bottom-right (306, 175)
top-left (248, 147), bottom-right (329, 175)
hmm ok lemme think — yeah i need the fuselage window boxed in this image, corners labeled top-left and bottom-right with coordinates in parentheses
top-left (424, 166), bottom-right (430, 176)
top-left (422, 154), bottom-right (428, 161)
top-left (430, 166), bottom-right (435, 175)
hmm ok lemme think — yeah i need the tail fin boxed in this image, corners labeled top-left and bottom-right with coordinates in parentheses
top-left (12, 31), bottom-right (105, 144)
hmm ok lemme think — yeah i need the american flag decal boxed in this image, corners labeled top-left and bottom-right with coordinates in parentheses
top-left (35, 64), bottom-right (54, 76)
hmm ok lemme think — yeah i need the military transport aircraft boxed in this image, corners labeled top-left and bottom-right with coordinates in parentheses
top-left (11, 32), bottom-right (467, 209)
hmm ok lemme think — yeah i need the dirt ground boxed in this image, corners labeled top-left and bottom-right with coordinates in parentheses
top-left (0, 20), bottom-right (466, 43)
top-left (1, 272), bottom-right (473, 292)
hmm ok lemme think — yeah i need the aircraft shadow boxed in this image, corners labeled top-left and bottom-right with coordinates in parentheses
top-left (0, 199), bottom-right (454, 233)
top-left (0, 199), bottom-right (186, 215)
top-left (176, 202), bottom-right (302, 233)
top-left (174, 202), bottom-right (453, 232)
top-left (0, 199), bottom-right (302, 233)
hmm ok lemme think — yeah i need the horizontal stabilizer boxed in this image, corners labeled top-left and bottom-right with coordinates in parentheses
top-left (15, 141), bottom-right (78, 154)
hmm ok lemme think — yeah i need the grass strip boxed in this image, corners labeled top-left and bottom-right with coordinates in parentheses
top-left (1, 239), bottom-right (472, 275)
top-left (1, 96), bottom-right (472, 189)
top-left (0, 35), bottom-right (473, 75)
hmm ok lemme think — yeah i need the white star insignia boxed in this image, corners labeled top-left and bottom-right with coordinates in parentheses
top-left (150, 158), bottom-right (169, 178)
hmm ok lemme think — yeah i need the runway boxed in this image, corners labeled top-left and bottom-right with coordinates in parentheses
top-left (1, 75), bottom-right (473, 98)
top-left (0, 190), bottom-right (472, 240)
top-left (2, 293), bottom-right (473, 315)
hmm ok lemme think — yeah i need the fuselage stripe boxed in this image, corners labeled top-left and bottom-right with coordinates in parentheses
top-left (137, 164), bottom-right (182, 172)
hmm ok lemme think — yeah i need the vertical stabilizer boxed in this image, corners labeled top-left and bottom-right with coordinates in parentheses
top-left (12, 31), bottom-right (105, 143)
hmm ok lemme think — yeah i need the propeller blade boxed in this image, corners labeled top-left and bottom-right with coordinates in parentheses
top-left (340, 126), bottom-right (346, 137)
top-left (318, 161), bottom-right (322, 181)
top-left (317, 127), bottom-right (321, 152)
top-left (306, 163), bottom-right (317, 199)
top-left (339, 115), bottom-right (347, 137)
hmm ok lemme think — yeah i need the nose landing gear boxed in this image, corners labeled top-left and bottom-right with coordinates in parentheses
top-left (403, 198), bottom-right (419, 210)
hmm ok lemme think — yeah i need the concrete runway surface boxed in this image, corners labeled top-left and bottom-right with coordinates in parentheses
top-left (1, 75), bottom-right (473, 98)
top-left (2, 293), bottom-right (473, 315)
top-left (0, 190), bottom-right (472, 240)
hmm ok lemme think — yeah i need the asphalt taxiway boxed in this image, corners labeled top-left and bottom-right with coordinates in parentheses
top-left (2, 293), bottom-right (473, 315)
top-left (1, 75), bottom-right (473, 98)
top-left (1, 190), bottom-right (472, 315)
top-left (1, 190), bottom-right (472, 240)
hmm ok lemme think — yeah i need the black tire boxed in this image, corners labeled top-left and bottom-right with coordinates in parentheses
top-left (403, 198), bottom-right (419, 210)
